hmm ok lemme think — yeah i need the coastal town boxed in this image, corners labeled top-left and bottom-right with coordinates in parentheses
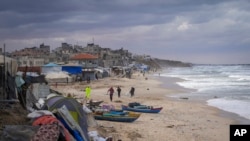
top-left (0, 42), bottom-right (191, 90)
top-left (1, 0), bottom-right (249, 140)
top-left (0, 43), bottom-right (198, 141)
top-left (0, 43), bottom-right (233, 141)
top-left (0, 43), bottom-right (235, 141)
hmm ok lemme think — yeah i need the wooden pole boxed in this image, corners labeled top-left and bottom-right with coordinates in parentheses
top-left (3, 44), bottom-right (6, 99)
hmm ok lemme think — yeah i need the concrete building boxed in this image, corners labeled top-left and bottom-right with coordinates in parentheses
top-left (17, 56), bottom-right (45, 67)
top-left (70, 53), bottom-right (98, 68)
top-left (11, 43), bottom-right (50, 58)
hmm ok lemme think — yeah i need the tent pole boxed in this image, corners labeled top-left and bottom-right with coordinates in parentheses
top-left (3, 44), bottom-right (6, 99)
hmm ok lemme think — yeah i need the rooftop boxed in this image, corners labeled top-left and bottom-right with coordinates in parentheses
top-left (70, 53), bottom-right (98, 60)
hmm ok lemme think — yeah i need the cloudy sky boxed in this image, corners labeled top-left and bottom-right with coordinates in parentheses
top-left (1, 0), bottom-right (250, 64)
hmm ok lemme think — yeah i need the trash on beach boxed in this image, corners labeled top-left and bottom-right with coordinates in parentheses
top-left (179, 97), bottom-right (189, 100)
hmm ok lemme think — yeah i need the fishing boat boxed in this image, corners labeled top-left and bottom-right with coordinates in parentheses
top-left (121, 103), bottom-right (163, 113)
top-left (93, 110), bottom-right (140, 122)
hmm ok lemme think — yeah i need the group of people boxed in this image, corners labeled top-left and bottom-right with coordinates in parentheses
top-left (84, 85), bottom-right (135, 103)
top-left (107, 86), bottom-right (135, 102)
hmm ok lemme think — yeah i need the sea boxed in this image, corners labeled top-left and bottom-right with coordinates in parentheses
top-left (157, 64), bottom-right (250, 122)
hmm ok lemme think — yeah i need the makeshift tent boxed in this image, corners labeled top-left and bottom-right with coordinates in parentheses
top-left (82, 69), bottom-right (95, 81)
top-left (26, 83), bottom-right (50, 111)
top-left (45, 71), bottom-right (73, 83)
top-left (43, 96), bottom-right (89, 141)
top-left (62, 66), bottom-right (82, 75)
top-left (0, 55), bottom-right (18, 76)
top-left (139, 64), bottom-right (149, 71)
top-left (41, 63), bottom-right (62, 74)
top-left (94, 68), bottom-right (110, 78)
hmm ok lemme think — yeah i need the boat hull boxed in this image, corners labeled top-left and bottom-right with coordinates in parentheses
top-left (121, 105), bottom-right (162, 113)
top-left (94, 115), bottom-right (139, 122)
top-left (93, 111), bottom-right (140, 122)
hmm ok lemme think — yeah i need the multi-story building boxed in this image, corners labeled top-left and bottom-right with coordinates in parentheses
top-left (17, 56), bottom-right (45, 67)
top-left (82, 43), bottom-right (101, 57)
top-left (10, 44), bottom-right (49, 67)
top-left (52, 43), bottom-right (78, 63)
top-left (81, 44), bottom-right (132, 67)
top-left (99, 47), bottom-right (132, 67)
top-left (11, 43), bottom-right (50, 58)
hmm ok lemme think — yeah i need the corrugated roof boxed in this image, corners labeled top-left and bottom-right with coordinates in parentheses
top-left (70, 53), bottom-right (98, 60)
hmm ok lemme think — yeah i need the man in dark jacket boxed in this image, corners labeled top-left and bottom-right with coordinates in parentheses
top-left (107, 87), bottom-right (114, 101)
top-left (130, 87), bottom-right (135, 97)
top-left (117, 86), bottom-right (121, 98)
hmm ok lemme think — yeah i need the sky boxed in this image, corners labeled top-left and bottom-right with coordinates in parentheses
top-left (0, 0), bottom-right (250, 64)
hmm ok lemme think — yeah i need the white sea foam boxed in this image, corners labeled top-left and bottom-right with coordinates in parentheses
top-left (161, 64), bottom-right (250, 120)
top-left (229, 75), bottom-right (250, 81)
top-left (207, 98), bottom-right (250, 120)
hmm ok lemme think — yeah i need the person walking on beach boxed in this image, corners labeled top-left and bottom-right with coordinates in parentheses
top-left (107, 87), bottom-right (114, 102)
top-left (130, 87), bottom-right (135, 97)
top-left (117, 86), bottom-right (121, 98)
top-left (85, 86), bottom-right (91, 103)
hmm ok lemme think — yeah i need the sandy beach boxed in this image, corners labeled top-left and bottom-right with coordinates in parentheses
top-left (51, 71), bottom-right (235, 141)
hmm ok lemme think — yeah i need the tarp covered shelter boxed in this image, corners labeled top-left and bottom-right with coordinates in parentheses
top-left (43, 96), bottom-right (89, 140)
top-left (62, 65), bottom-right (82, 75)
top-left (41, 63), bottom-right (62, 74)
top-left (45, 71), bottom-right (72, 83)
top-left (139, 64), bottom-right (149, 71)
top-left (82, 69), bottom-right (95, 81)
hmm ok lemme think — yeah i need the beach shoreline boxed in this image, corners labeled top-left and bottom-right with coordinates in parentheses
top-left (50, 71), bottom-right (240, 141)
top-left (156, 75), bottom-right (250, 125)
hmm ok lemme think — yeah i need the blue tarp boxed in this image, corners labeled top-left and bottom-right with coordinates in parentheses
top-left (43, 63), bottom-right (59, 67)
top-left (62, 66), bottom-right (82, 74)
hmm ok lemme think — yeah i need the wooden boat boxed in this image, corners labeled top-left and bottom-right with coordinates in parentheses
top-left (121, 105), bottom-right (163, 113)
top-left (93, 111), bottom-right (140, 122)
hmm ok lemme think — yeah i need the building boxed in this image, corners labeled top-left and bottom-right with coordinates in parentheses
top-left (81, 44), bottom-right (132, 67)
top-left (70, 53), bottom-right (98, 68)
top-left (11, 43), bottom-right (50, 58)
top-left (100, 48), bottom-right (132, 67)
top-left (17, 56), bottom-right (45, 67)
top-left (70, 53), bottom-right (99, 81)
top-left (52, 43), bottom-right (77, 63)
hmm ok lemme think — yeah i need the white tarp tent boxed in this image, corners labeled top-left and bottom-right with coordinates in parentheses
top-left (41, 62), bottom-right (62, 75)
top-left (45, 71), bottom-right (73, 83)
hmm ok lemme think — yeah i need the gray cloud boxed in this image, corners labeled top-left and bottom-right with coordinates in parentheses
top-left (0, 0), bottom-right (250, 64)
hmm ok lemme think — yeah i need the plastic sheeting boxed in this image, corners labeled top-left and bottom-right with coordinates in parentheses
top-left (41, 67), bottom-right (62, 75)
top-left (62, 66), bottom-right (82, 75)
top-left (0, 125), bottom-right (39, 141)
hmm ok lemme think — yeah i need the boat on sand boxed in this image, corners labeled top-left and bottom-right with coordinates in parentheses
top-left (121, 102), bottom-right (163, 113)
top-left (93, 110), bottom-right (140, 122)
